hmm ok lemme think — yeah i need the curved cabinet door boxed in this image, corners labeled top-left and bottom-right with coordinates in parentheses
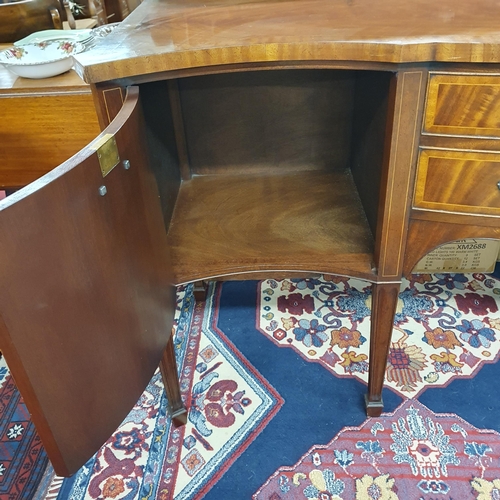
top-left (0, 87), bottom-right (176, 476)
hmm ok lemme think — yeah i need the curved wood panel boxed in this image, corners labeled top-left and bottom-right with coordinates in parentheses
top-left (0, 87), bottom-right (176, 476)
top-left (403, 219), bottom-right (500, 275)
top-left (75, 0), bottom-right (500, 83)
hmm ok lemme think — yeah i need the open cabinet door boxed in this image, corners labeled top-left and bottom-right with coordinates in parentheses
top-left (0, 87), bottom-right (180, 477)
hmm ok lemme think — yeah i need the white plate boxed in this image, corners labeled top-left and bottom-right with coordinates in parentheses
top-left (14, 29), bottom-right (94, 46)
top-left (0, 41), bottom-right (85, 79)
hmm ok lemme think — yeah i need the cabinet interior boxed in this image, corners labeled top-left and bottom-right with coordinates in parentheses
top-left (140, 68), bottom-right (394, 284)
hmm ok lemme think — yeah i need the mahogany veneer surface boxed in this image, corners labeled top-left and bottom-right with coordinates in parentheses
top-left (415, 149), bottom-right (500, 216)
top-left (424, 74), bottom-right (500, 137)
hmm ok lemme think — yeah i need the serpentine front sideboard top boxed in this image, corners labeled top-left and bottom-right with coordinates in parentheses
top-left (2, 0), bottom-right (500, 478)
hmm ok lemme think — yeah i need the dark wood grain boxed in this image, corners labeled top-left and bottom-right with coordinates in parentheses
top-left (167, 79), bottom-right (191, 181)
top-left (11, 0), bottom-right (500, 435)
top-left (140, 80), bottom-right (182, 229)
top-left (166, 171), bottom-right (376, 284)
top-left (373, 69), bottom-right (427, 279)
top-left (350, 71), bottom-right (394, 236)
top-left (104, 60), bottom-right (404, 88)
top-left (192, 281), bottom-right (209, 302)
top-left (91, 82), bottom-right (126, 129)
top-left (160, 334), bottom-right (188, 426)
top-left (179, 70), bottom-right (356, 176)
top-left (0, 87), bottom-right (178, 476)
top-left (103, 0), bottom-right (129, 22)
top-left (0, 0), bottom-right (64, 43)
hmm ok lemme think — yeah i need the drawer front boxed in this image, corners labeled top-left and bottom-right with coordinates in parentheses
top-left (424, 74), bottom-right (500, 137)
top-left (414, 149), bottom-right (500, 215)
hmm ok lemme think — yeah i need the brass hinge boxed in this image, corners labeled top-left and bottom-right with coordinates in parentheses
top-left (92, 133), bottom-right (120, 177)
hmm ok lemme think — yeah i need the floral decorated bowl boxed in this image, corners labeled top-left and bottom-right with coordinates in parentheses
top-left (0, 40), bottom-right (85, 79)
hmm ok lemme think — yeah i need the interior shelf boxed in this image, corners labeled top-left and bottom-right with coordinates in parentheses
top-left (141, 69), bottom-right (393, 284)
top-left (166, 170), bottom-right (376, 284)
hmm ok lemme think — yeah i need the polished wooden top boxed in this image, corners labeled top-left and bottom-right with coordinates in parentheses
top-left (74, 0), bottom-right (500, 83)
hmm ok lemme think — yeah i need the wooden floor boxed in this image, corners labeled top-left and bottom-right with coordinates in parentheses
top-left (166, 170), bottom-right (376, 283)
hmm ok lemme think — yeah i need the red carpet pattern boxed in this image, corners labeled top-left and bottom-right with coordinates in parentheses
top-left (255, 398), bottom-right (500, 499)
top-left (257, 274), bottom-right (500, 397)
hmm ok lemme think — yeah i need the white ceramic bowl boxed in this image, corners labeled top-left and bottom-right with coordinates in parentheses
top-left (14, 29), bottom-right (94, 46)
top-left (0, 40), bottom-right (85, 79)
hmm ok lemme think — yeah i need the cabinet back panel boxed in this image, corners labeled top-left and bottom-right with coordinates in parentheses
top-left (179, 70), bottom-right (356, 174)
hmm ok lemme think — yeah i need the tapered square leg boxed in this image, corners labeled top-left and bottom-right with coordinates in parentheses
top-left (193, 280), bottom-right (209, 302)
top-left (160, 332), bottom-right (188, 426)
top-left (366, 281), bottom-right (400, 417)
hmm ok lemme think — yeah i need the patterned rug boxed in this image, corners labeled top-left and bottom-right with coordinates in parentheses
top-left (255, 398), bottom-right (500, 499)
top-left (2, 273), bottom-right (500, 499)
top-left (41, 284), bottom-right (283, 499)
top-left (257, 273), bottom-right (500, 397)
top-left (0, 355), bottom-right (48, 500)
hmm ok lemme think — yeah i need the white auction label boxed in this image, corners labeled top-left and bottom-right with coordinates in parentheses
top-left (413, 239), bottom-right (500, 274)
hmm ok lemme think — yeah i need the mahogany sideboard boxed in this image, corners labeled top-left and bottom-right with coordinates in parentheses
top-left (2, 0), bottom-right (500, 478)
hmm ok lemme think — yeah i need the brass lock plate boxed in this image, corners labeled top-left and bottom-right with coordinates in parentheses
top-left (92, 133), bottom-right (120, 177)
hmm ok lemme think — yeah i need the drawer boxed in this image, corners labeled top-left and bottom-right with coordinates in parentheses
top-left (424, 74), bottom-right (500, 137)
top-left (414, 149), bottom-right (500, 216)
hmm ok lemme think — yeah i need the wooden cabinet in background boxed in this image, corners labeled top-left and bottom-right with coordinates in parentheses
top-left (103, 0), bottom-right (139, 22)
top-left (89, 0), bottom-right (108, 25)
top-left (0, 64), bottom-right (100, 189)
top-left (0, 0), bottom-right (64, 43)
